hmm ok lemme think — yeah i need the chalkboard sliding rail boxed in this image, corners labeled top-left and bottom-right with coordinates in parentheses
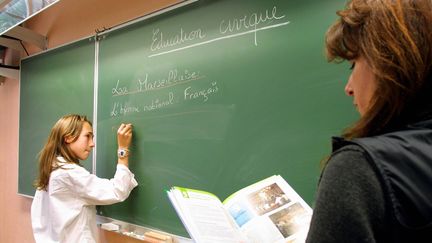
top-left (97, 215), bottom-right (193, 243)
top-left (96, 0), bottom-right (199, 36)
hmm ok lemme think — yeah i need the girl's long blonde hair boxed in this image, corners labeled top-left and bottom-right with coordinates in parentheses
top-left (34, 114), bottom-right (92, 191)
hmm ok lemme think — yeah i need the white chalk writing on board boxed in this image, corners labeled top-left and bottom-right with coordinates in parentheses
top-left (219, 6), bottom-right (286, 46)
top-left (151, 28), bottom-right (206, 52)
top-left (184, 82), bottom-right (219, 103)
top-left (109, 68), bottom-right (220, 117)
top-left (111, 69), bottom-right (202, 97)
top-left (148, 6), bottom-right (289, 57)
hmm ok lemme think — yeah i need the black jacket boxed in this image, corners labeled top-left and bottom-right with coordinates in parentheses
top-left (307, 119), bottom-right (432, 242)
top-left (334, 120), bottom-right (432, 242)
top-left (351, 119), bottom-right (432, 241)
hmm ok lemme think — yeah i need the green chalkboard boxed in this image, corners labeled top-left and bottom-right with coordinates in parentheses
top-left (96, 0), bottom-right (356, 237)
top-left (19, 39), bottom-right (95, 196)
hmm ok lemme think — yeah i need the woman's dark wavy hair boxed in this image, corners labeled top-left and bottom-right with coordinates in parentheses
top-left (326, 0), bottom-right (432, 139)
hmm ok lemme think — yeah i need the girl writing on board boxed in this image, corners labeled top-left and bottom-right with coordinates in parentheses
top-left (306, 0), bottom-right (432, 242)
top-left (31, 114), bottom-right (137, 243)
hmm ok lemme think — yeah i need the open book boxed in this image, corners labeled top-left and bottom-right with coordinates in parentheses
top-left (167, 175), bottom-right (312, 243)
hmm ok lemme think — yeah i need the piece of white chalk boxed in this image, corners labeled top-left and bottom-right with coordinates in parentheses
top-left (100, 222), bottom-right (120, 231)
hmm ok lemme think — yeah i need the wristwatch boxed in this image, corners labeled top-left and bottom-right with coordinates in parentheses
top-left (117, 148), bottom-right (129, 158)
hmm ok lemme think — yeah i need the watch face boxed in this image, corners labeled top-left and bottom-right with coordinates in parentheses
top-left (118, 149), bottom-right (128, 157)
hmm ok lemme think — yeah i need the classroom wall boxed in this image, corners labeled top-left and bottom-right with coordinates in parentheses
top-left (0, 0), bottom-right (179, 242)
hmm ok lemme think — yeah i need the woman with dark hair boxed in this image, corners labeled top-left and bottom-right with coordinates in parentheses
top-left (306, 0), bottom-right (432, 242)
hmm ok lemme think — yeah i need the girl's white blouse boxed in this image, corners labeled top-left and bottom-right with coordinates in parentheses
top-left (31, 157), bottom-right (138, 243)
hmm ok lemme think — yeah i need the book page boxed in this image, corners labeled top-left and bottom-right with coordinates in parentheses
top-left (222, 175), bottom-right (312, 243)
top-left (168, 187), bottom-right (247, 243)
